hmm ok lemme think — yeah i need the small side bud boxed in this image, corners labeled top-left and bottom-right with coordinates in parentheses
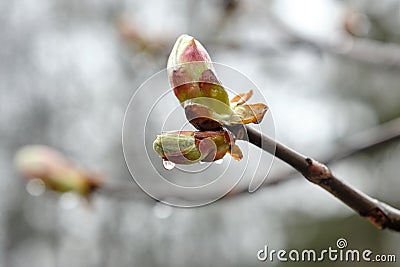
top-left (153, 130), bottom-right (242, 165)
top-left (153, 131), bottom-right (202, 164)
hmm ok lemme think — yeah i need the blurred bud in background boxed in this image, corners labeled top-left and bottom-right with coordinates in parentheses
top-left (14, 145), bottom-right (103, 197)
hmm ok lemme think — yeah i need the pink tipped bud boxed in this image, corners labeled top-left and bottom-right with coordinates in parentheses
top-left (167, 34), bottom-right (229, 106)
top-left (167, 34), bottom-right (212, 75)
top-left (165, 35), bottom-right (268, 132)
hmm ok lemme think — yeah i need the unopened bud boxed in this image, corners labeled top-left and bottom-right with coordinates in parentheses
top-left (153, 130), bottom-right (242, 165)
top-left (167, 34), bottom-right (230, 121)
top-left (167, 35), bottom-right (268, 130)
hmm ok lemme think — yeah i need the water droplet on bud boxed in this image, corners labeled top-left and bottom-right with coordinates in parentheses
top-left (214, 159), bottom-right (224, 165)
top-left (162, 160), bottom-right (175, 170)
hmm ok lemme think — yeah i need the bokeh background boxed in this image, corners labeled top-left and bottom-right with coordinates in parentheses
top-left (1, 0), bottom-right (400, 266)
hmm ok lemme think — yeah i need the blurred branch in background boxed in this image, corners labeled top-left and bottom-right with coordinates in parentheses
top-left (267, 13), bottom-right (400, 69)
top-left (15, 116), bottom-right (400, 231)
top-left (116, 12), bottom-right (400, 70)
top-left (116, 17), bottom-right (280, 58)
top-left (117, 16), bottom-right (169, 56)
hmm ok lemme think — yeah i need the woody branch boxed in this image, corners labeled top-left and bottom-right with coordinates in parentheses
top-left (243, 125), bottom-right (400, 231)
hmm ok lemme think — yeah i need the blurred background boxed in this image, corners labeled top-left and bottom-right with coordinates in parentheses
top-left (1, 0), bottom-right (400, 266)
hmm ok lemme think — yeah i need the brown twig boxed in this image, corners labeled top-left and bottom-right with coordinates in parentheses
top-left (244, 125), bottom-right (400, 231)
top-left (257, 116), bottom-right (400, 187)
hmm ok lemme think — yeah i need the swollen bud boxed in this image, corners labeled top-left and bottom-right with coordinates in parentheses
top-left (167, 34), bottom-right (230, 130)
top-left (167, 34), bottom-right (268, 131)
top-left (153, 131), bottom-right (202, 164)
top-left (153, 130), bottom-right (242, 165)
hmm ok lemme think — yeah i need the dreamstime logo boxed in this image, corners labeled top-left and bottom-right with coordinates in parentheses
top-left (336, 238), bottom-right (347, 249)
top-left (257, 238), bottom-right (396, 263)
top-left (122, 62), bottom-right (276, 207)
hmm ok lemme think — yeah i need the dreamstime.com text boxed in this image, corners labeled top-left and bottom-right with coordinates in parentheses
top-left (257, 238), bottom-right (396, 263)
